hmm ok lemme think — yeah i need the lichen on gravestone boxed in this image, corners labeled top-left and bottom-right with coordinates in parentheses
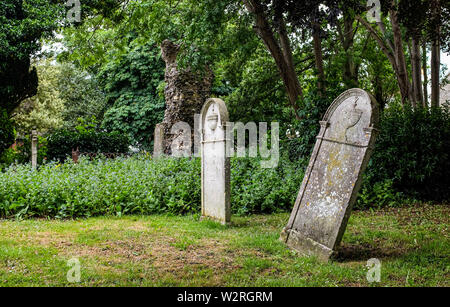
top-left (281, 88), bottom-right (379, 262)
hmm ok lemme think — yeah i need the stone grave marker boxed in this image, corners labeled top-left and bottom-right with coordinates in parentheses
top-left (31, 129), bottom-right (38, 169)
top-left (281, 88), bottom-right (379, 261)
top-left (153, 123), bottom-right (165, 158)
top-left (200, 98), bottom-right (230, 224)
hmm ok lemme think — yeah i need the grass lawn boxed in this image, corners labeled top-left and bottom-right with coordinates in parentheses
top-left (0, 204), bottom-right (448, 287)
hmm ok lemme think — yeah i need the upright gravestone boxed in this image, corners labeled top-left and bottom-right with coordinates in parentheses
top-left (200, 98), bottom-right (230, 225)
top-left (281, 89), bottom-right (379, 261)
top-left (31, 129), bottom-right (38, 169)
top-left (153, 123), bottom-right (165, 158)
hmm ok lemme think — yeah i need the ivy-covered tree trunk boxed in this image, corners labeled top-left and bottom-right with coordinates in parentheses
top-left (159, 40), bottom-right (213, 155)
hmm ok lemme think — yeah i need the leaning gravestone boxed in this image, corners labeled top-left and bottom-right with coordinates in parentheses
top-left (281, 88), bottom-right (379, 261)
top-left (200, 98), bottom-right (230, 225)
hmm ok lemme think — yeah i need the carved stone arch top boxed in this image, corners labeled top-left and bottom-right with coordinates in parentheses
top-left (321, 88), bottom-right (379, 147)
top-left (200, 98), bottom-right (229, 136)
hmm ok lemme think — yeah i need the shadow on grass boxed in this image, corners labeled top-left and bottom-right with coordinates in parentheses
top-left (333, 243), bottom-right (415, 262)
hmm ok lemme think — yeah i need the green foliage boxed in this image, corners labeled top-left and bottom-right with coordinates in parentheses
top-left (362, 104), bottom-right (450, 204)
top-left (231, 155), bottom-right (306, 215)
top-left (0, 148), bottom-right (18, 171)
top-left (282, 86), bottom-right (345, 163)
top-left (12, 59), bottom-right (65, 134)
top-left (0, 132), bottom-right (49, 171)
top-left (46, 118), bottom-right (130, 162)
top-left (12, 135), bottom-right (48, 166)
top-left (0, 0), bottom-right (63, 114)
top-left (0, 155), bottom-right (303, 219)
top-left (0, 134), bottom-right (48, 171)
top-left (98, 43), bottom-right (165, 150)
top-left (355, 179), bottom-right (404, 209)
top-left (0, 108), bottom-right (15, 156)
top-left (226, 45), bottom-right (291, 123)
top-left (57, 62), bottom-right (108, 128)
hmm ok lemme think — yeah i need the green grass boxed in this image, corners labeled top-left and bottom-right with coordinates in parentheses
top-left (0, 204), bottom-right (448, 287)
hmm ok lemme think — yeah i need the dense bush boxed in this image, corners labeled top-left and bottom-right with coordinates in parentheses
top-left (0, 134), bottom-right (48, 172)
top-left (14, 135), bottom-right (48, 164)
top-left (357, 104), bottom-right (450, 208)
top-left (0, 155), bottom-right (304, 219)
top-left (231, 156), bottom-right (305, 214)
top-left (46, 119), bottom-right (130, 162)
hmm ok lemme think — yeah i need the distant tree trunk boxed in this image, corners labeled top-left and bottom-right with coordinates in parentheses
top-left (338, 11), bottom-right (359, 88)
top-left (358, 13), bottom-right (413, 106)
top-left (389, 7), bottom-right (414, 105)
top-left (410, 37), bottom-right (424, 106)
top-left (242, 0), bottom-right (302, 120)
top-left (313, 23), bottom-right (325, 96)
top-left (374, 74), bottom-right (385, 110)
top-left (431, 39), bottom-right (441, 107)
top-left (422, 41), bottom-right (429, 107)
top-left (431, 0), bottom-right (441, 107)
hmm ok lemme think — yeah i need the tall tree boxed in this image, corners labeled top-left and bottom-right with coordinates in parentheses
top-left (0, 0), bottom-right (62, 115)
top-left (0, 0), bottom-right (63, 155)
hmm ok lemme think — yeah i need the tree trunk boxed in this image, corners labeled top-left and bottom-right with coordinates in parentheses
top-left (410, 37), bottom-right (424, 106)
top-left (313, 23), bottom-right (325, 96)
top-left (243, 0), bottom-right (302, 119)
top-left (160, 39), bottom-right (213, 155)
top-left (358, 15), bottom-right (411, 105)
top-left (431, 39), bottom-right (441, 107)
top-left (374, 74), bottom-right (385, 110)
top-left (422, 41), bottom-right (429, 107)
top-left (389, 8), bottom-right (413, 105)
top-left (431, 0), bottom-right (441, 107)
top-left (339, 12), bottom-right (358, 88)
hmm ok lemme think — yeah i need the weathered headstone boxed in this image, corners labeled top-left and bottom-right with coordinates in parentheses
top-left (281, 88), bottom-right (379, 261)
top-left (153, 123), bottom-right (165, 158)
top-left (200, 98), bottom-right (230, 225)
top-left (31, 129), bottom-right (38, 169)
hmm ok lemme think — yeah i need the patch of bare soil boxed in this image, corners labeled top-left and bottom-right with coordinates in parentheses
top-left (48, 231), bottom-right (241, 284)
top-left (20, 231), bottom-right (76, 248)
